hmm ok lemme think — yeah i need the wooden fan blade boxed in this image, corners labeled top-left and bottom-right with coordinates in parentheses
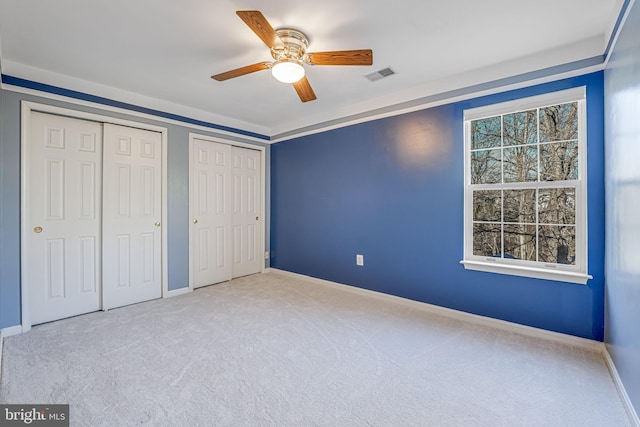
top-left (309, 49), bottom-right (373, 65)
top-left (293, 76), bottom-right (317, 103)
top-left (236, 10), bottom-right (283, 49)
top-left (211, 62), bottom-right (270, 81)
top-left (307, 49), bottom-right (373, 66)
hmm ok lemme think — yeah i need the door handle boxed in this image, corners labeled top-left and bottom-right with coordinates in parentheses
top-left (255, 216), bottom-right (259, 221)
top-left (155, 222), bottom-right (161, 227)
top-left (193, 219), bottom-right (198, 224)
top-left (33, 226), bottom-right (43, 233)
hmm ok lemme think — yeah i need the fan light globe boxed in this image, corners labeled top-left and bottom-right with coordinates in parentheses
top-left (272, 59), bottom-right (305, 83)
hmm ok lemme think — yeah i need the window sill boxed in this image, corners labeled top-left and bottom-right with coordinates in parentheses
top-left (460, 260), bottom-right (592, 284)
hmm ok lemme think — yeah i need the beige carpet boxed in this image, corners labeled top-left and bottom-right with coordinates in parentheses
top-left (0, 272), bottom-right (631, 426)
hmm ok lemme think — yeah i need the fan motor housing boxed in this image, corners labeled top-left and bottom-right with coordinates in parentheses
top-left (271, 29), bottom-right (309, 63)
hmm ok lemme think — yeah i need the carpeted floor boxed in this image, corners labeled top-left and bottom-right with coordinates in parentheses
top-left (0, 272), bottom-right (632, 426)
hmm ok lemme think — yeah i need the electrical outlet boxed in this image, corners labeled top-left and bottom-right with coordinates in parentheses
top-left (356, 254), bottom-right (364, 266)
top-left (265, 251), bottom-right (270, 260)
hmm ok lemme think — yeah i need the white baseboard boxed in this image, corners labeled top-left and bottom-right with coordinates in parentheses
top-left (165, 286), bottom-right (191, 298)
top-left (269, 268), bottom-right (640, 424)
top-left (1, 325), bottom-right (23, 338)
top-left (604, 345), bottom-right (640, 427)
top-left (268, 268), bottom-right (603, 352)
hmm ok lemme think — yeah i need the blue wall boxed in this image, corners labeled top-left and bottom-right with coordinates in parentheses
top-left (0, 87), bottom-right (18, 330)
top-left (0, 88), bottom-right (270, 329)
top-left (271, 72), bottom-right (605, 340)
top-left (0, 73), bottom-right (5, 329)
top-left (604, 0), bottom-right (640, 415)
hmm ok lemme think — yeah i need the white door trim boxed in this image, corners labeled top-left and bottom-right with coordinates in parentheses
top-left (20, 100), bottom-right (169, 332)
top-left (188, 133), bottom-right (266, 292)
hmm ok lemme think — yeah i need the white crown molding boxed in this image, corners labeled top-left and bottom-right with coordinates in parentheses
top-left (2, 83), bottom-right (270, 146)
top-left (604, 0), bottom-right (637, 67)
top-left (606, 0), bottom-right (635, 49)
top-left (270, 61), bottom-right (603, 143)
top-left (606, 0), bottom-right (631, 48)
top-left (2, 32), bottom-right (607, 145)
top-left (270, 36), bottom-right (604, 137)
top-left (1, 60), bottom-right (271, 138)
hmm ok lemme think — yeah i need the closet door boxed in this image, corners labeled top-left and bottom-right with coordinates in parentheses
top-left (190, 139), bottom-right (232, 287)
top-left (231, 146), bottom-right (262, 278)
top-left (102, 123), bottom-right (162, 309)
top-left (27, 112), bottom-right (103, 325)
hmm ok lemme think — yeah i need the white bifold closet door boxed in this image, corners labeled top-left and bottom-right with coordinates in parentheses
top-left (231, 145), bottom-right (261, 278)
top-left (191, 140), bottom-right (232, 287)
top-left (190, 138), bottom-right (261, 288)
top-left (27, 113), bottom-right (103, 325)
top-left (102, 123), bottom-right (162, 309)
top-left (26, 114), bottom-right (162, 325)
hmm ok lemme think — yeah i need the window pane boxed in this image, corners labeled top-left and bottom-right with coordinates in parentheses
top-left (471, 116), bottom-right (501, 149)
top-left (471, 149), bottom-right (501, 184)
top-left (473, 190), bottom-right (502, 222)
top-left (504, 146), bottom-right (538, 182)
top-left (538, 188), bottom-right (576, 225)
top-left (473, 223), bottom-right (502, 257)
top-left (504, 110), bottom-right (537, 146)
top-left (465, 93), bottom-right (584, 274)
top-left (540, 141), bottom-right (578, 181)
top-left (503, 189), bottom-right (536, 223)
top-left (504, 224), bottom-right (537, 261)
top-left (538, 225), bottom-right (576, 265)
top-left (539, 102), bottom-right (578, 142)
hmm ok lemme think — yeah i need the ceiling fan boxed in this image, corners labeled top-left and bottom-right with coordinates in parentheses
top-left (211, 10), bottom-right (373, 103)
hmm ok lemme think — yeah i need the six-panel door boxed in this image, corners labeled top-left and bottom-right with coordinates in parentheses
top-left (190, 139), bottom-right (233, 288)
top-left (27, 113), bottom-right (103, 324)
top-left (231, 146), bottom-right (262, 278)
top-left (190, 139), bottom-right (262, 288)
top-left (26, 114), bottom-right (164, 325)
top-left (102, 123), bottom-right (162, 310)
top-left (26, 112), bottom-right (261, 325)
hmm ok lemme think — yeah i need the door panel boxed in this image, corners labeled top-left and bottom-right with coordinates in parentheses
top-left (103, 123), bottom-right (162, 309)
top-left (190, 139), bottom-right (232, 288)
top-left (231, 146), bottom-right (261, 278)
top-left (27, 112), bottom-right (103, 325)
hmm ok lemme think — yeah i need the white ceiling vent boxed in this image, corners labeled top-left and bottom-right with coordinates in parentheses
top-left (364, 67), bottom-right (396, 82)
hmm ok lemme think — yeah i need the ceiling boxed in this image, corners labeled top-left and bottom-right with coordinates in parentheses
top-left (0, 0), bottom-right (623, 139)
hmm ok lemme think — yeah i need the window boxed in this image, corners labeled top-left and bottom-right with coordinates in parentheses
top-left (461, 88), bottom-right (592, 284)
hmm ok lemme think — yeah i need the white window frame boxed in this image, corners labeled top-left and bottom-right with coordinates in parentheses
top-left (460, 87), bottom-right (592, 284)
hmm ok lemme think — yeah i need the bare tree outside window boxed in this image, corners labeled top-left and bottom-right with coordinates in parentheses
top-left (469, 102), bottom-right (578, 266)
